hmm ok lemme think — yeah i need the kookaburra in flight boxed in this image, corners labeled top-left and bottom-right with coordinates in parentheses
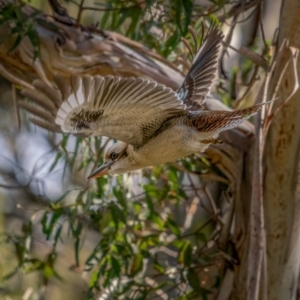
top-left (19, 25), bottom-right (265, 179)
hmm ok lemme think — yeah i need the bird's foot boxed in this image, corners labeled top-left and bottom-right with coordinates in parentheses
top-left (201, 138), bottom-right (223, 145)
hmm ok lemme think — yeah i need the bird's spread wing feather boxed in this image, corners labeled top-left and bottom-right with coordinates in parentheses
top-left (177, 24), bottom-right (223, 110)
top-left (20, 74), bottom-right (186, 147)
top-left (189, 103), bottom-right (266, 132)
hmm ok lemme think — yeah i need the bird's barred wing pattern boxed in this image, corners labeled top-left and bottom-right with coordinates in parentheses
top-left (20, 74), bottom-right (186, 147)
top-left (189, 103), bottom-right (267, 133)
top-left (177, 24), bottom-right (223, 110)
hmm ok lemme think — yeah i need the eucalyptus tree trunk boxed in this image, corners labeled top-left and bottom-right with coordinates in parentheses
top-left (232, 0), bottom-right (300, 299)
top-left (263, 0), bottom-right (300, 298)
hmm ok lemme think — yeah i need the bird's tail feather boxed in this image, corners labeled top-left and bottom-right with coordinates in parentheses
top-left (192, 101), bottom-right (274, 133)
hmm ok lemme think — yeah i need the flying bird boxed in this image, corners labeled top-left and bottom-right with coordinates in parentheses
top-left (19, 25), bottom-right (265, 179)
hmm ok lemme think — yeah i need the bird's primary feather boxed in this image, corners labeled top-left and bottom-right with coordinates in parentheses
top-left (176, 24), bottom-right (224, 110)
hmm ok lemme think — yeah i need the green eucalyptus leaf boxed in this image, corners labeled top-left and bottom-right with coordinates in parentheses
top-left (178, 241), bottom-right (192, 266)
top-left (130, 253), bottom-right (143, 276)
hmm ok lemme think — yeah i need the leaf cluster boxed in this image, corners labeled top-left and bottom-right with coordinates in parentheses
top-left (0, 2), bottom-right (42, 59)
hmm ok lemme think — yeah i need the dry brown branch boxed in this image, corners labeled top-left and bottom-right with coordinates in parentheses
top-left (238, 46), bottom-right (268, 71)
top-left (220, 16), bottom-right (238, 79)
top-left (218, 0), bottom-right (262, 23)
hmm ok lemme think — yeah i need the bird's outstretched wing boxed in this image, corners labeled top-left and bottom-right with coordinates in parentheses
top-left (189, 103), bottom-right (267, 132)
top-left (177, 24), bottom-right (224, 110)
top-left (20, 74), bottom-right (186, 147)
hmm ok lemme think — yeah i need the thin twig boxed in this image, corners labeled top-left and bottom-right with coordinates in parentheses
top-left (264, 47), bottom-right (300, 132)
top-left (76, 0), bottom-right (85, 25)
top-left (219, 0), bottom-right (261, 22)
top-left (12, 84), bottom-right (20, 130)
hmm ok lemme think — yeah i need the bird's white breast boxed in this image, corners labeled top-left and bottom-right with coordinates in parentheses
top-left (134, 125), bottom-right (217, 167)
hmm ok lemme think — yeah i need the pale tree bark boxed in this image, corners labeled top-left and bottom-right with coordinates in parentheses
top-left (232, 0), bottom-right (300, 299)
top-left (263, 0), bottom-right (300, 299)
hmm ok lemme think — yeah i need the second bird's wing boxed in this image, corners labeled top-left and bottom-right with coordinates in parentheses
top-left (20, 74), bottom-right (186, 147)
top-left (177, 24), bottom-right (224, 110)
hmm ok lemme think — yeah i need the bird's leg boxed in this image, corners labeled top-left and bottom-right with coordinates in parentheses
top-left (201, 137), bottom-right (223, 145)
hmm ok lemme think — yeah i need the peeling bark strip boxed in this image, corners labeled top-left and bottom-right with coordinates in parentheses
top-left (247, 81), bottom-right (266, 300)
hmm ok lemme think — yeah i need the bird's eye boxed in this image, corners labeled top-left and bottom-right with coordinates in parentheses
top-left (110, 152), bottom-right (118, 160)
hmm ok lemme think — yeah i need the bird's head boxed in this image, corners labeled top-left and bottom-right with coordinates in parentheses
top-left (87, 142), bottom-right (135, 179)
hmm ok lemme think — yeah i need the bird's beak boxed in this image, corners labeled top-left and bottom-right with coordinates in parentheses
top-left (87, 161), bottom-right (113, 179)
